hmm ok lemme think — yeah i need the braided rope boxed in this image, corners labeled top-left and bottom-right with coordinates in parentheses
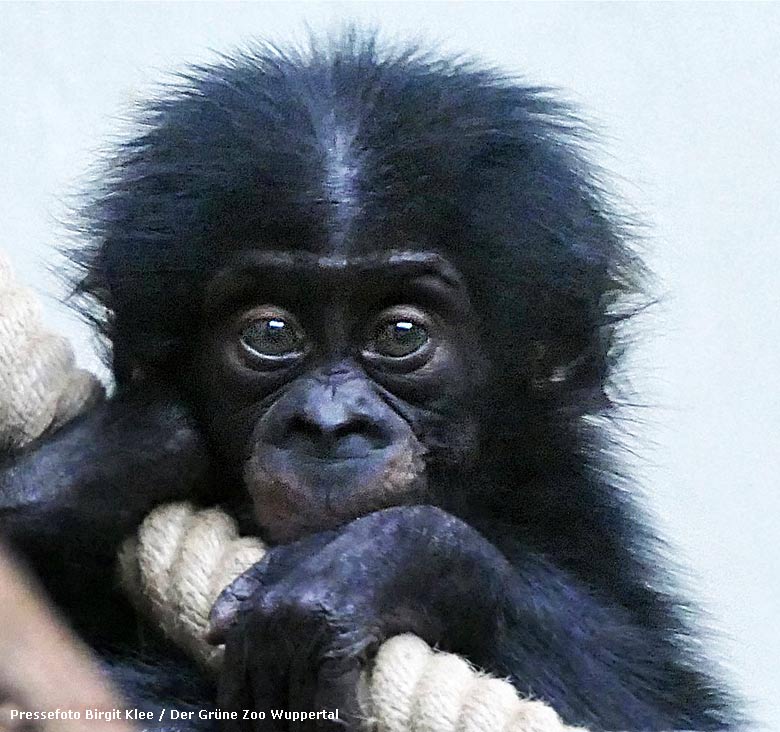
top-left (0, 251), bottom-right (102, 450)
top-left (119, 503), bottom-right (582, 732)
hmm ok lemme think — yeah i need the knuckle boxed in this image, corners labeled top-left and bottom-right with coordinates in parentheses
top-left (254, 583), bottom-right (330, 622)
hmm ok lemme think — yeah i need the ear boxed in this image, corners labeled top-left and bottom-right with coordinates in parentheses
top-left (112, 336), bottom-right (181, 386)
top-left (528, 336), bottom-right (608, 401)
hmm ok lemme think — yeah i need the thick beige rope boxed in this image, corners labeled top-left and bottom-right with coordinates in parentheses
top-left (0, 252), bottom-right (102, 450)
top-left (119, 503), bottom-right (581, 732)
top-left (118, 503), bottom-right (266, 670)
top-left (1, 247), bottom-right (580, 732)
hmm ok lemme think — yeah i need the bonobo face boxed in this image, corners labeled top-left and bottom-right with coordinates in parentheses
top-left (193, 249), bottom-right (482, 542)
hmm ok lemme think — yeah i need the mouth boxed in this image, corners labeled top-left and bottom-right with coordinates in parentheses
top-left (276, 432), bottom-right (377, 462)
top-left (265, 446), bottom-right (392, 491)
top-left (243, 438), bottom-right (429, 541)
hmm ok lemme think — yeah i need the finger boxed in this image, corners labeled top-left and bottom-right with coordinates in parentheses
top-left (285, 622), bottom-right (331, 732)
top-left (313, 656), bottom-right (364, 732)
top-left (241, 615), bottom-right (291, 732)
top-left (208, 569), bottom-right (265, 643)
top-left (209, 531), bottom-right (338, 644)
top-left (217, 624), bottom-right (255, 732)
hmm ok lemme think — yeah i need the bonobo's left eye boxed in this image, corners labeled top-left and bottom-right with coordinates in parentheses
top-left (363, 306), bottom-right (434, 367)
top-left (238, 306), bottom-right (307, 366)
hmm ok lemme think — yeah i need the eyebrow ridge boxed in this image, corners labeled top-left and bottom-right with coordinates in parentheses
top-left (217, 250), bottom-right (463, 285)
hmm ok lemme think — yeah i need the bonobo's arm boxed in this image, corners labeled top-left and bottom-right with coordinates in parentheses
top-left (0, 387), bottom-right (210, 589)
top-left (212, 505), bottom-right (719, 732)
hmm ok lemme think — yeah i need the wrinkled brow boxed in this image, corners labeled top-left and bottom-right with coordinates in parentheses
top-left (205, 250), bottom-right (468, 314)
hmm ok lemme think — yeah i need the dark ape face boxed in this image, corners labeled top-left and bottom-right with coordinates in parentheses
top-left (193, 249), bottom-right (482, 542)
top-left (83, 43), bottom-right (628, 543)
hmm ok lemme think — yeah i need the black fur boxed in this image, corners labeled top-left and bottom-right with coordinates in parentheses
top-left (1, 34), bottom-right (739, 731)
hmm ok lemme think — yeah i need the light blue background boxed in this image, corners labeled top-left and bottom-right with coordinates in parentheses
top-left (2, 3), bottom-right (778, 729)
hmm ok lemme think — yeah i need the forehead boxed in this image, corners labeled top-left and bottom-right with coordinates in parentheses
top-left (221, 125), bottom-right (462, 259)
top-left (182, 58), bottom-right (492, 260)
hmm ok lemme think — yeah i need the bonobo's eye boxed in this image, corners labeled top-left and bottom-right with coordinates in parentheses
top-left (238, 306), bottom-right (307, 366)
top-left (363, 306), bottom-right (434, 368)
top-left (374, 319), bottom-right (428, 357)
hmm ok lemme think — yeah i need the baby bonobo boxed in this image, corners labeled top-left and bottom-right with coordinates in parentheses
top-left (0, 36), bottom-right (738, 732)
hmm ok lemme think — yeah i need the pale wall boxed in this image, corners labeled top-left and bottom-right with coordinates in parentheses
top-left (1, 3), bottom-right (778, 728)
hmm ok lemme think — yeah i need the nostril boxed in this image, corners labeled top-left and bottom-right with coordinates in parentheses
top-left (330, 419), bottom-right (389, 449)
top-left (289, 415), bottom-right (323, 442)
top-left (273, 415), bottom-right (322, 455)
top-left (281, 415), bottom-right (391, 458)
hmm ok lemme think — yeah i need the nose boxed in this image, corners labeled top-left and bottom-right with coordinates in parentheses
top-left (271, 378), bottom-right (396, 459)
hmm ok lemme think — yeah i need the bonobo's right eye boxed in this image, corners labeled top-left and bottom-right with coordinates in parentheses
top-left (238, 306), bottom-right (308, 366)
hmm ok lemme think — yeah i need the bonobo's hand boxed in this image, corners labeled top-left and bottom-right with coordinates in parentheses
top-left (0, 384), bottom-right (211, 559)
top-left (209, 505), bottom-right (515, 731)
